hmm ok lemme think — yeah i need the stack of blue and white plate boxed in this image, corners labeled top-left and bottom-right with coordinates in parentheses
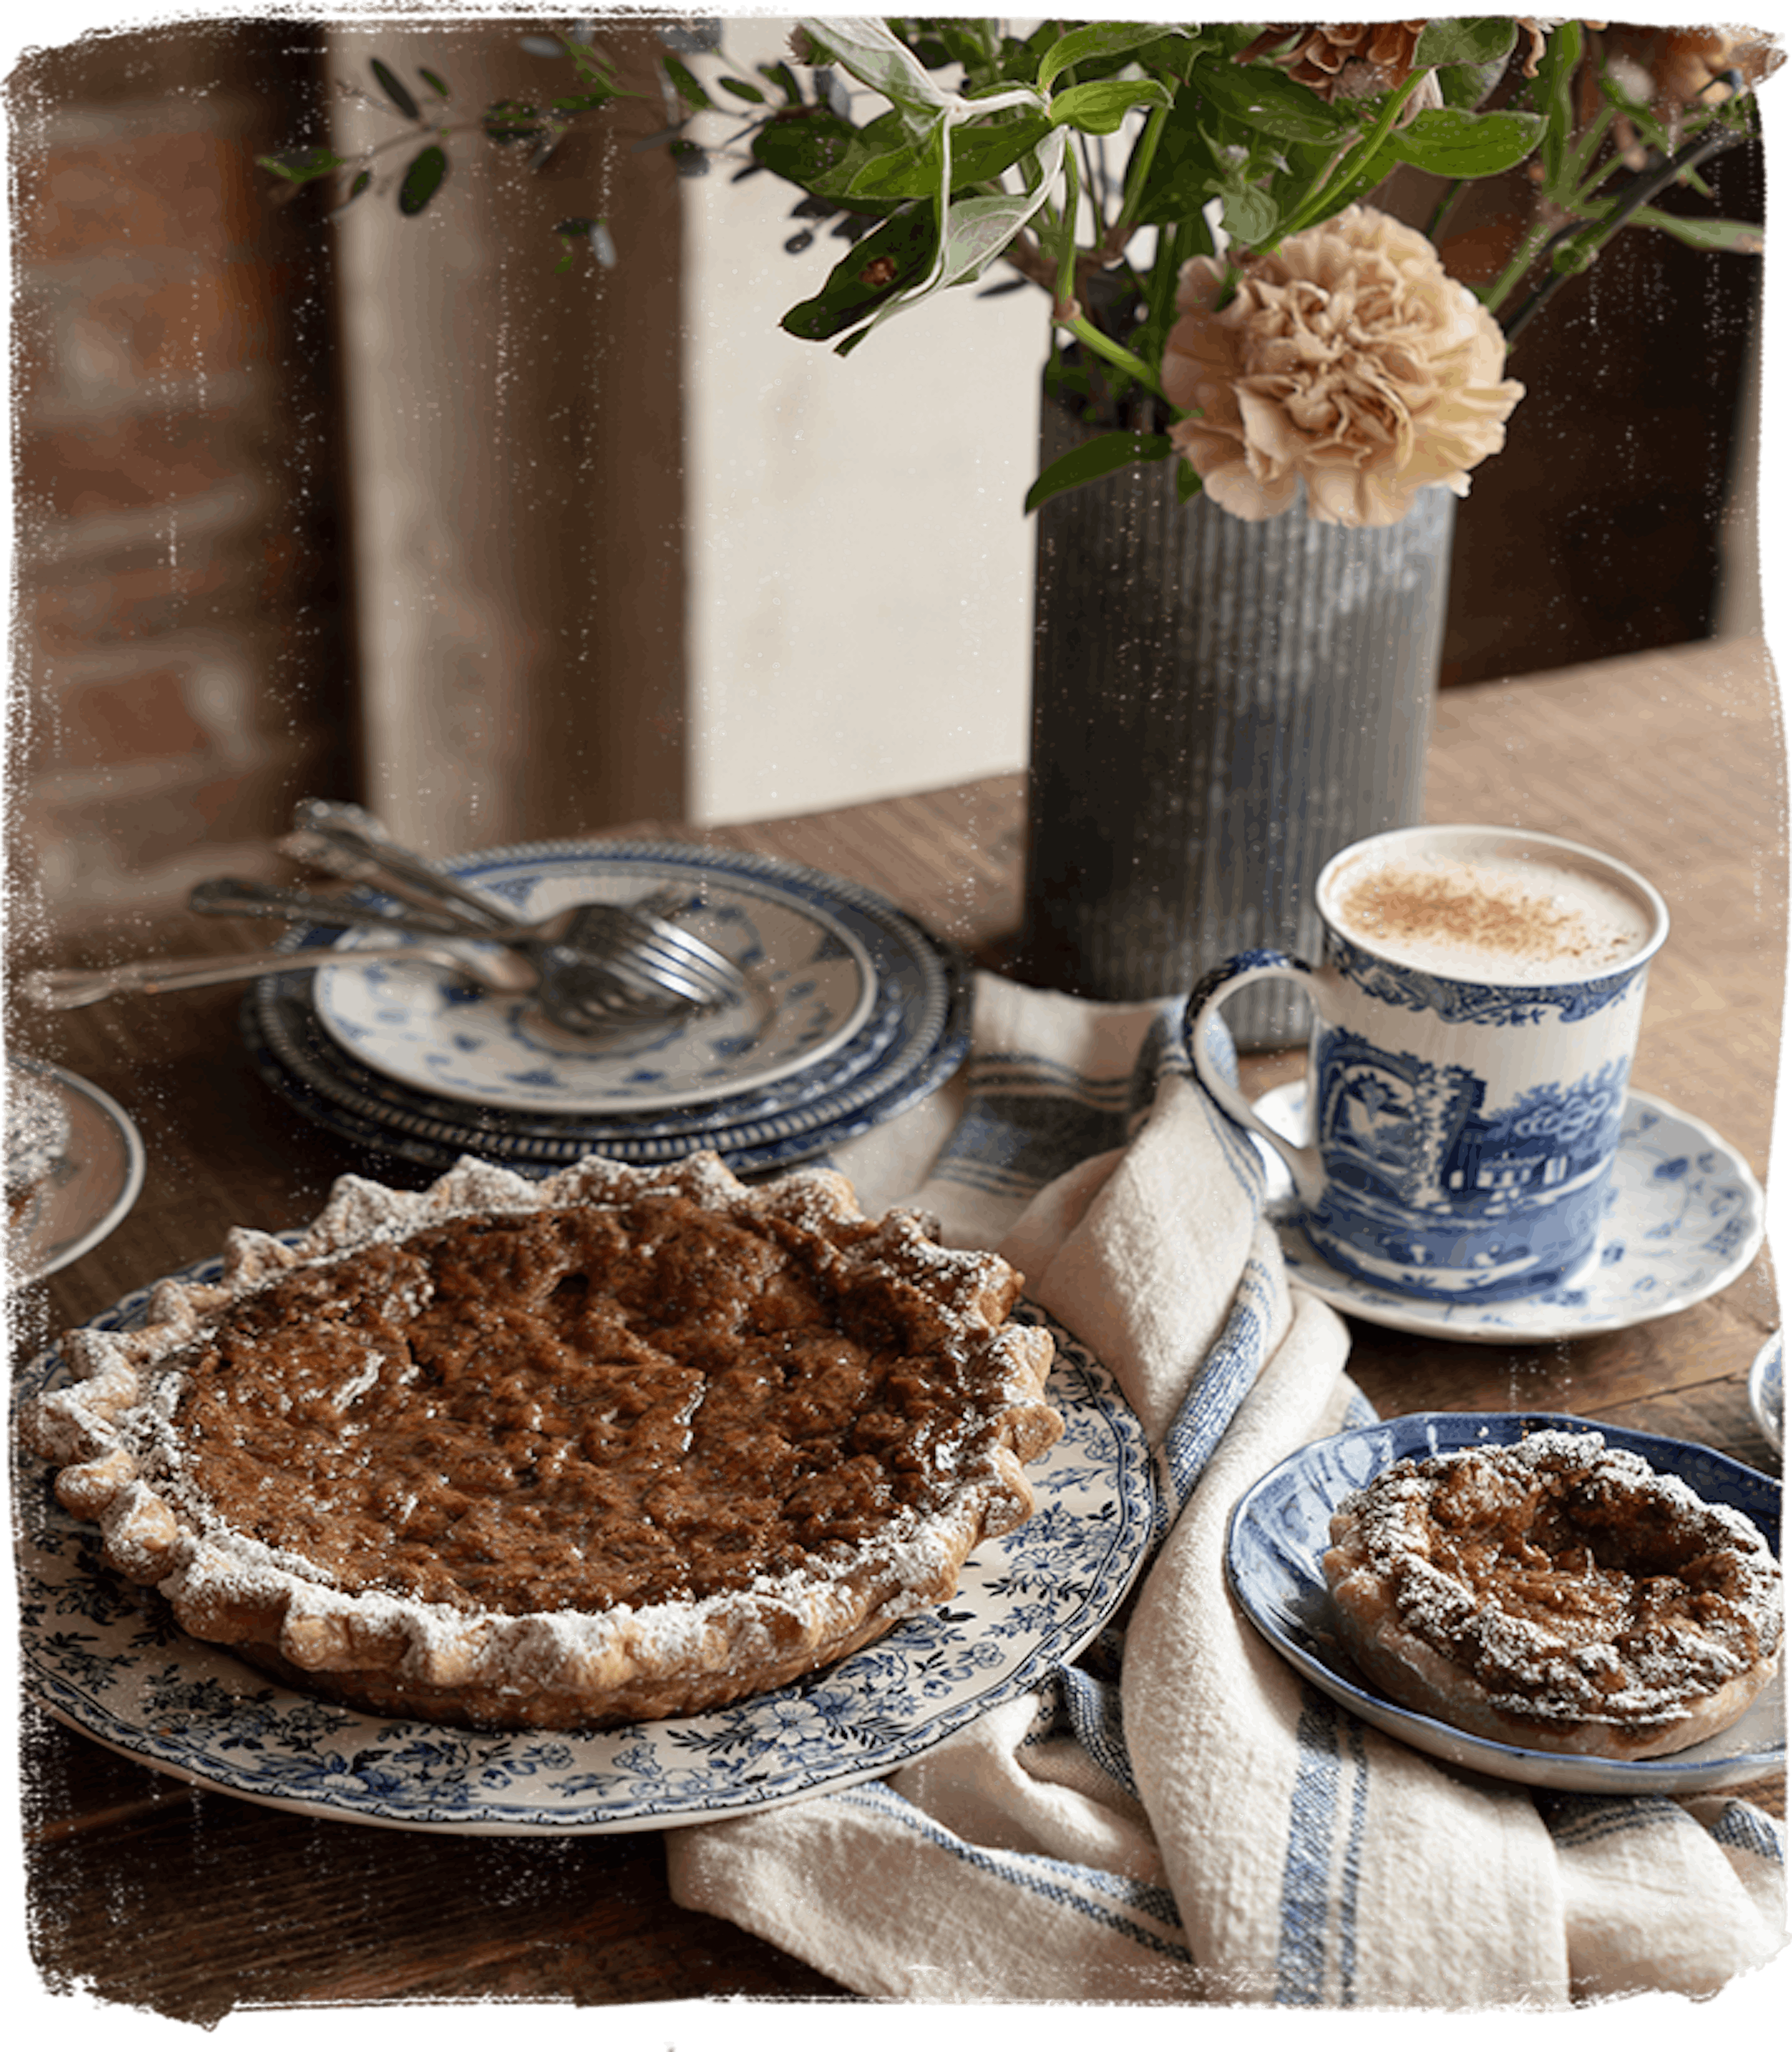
top-left (240, 839), bottom-right (972, 1180)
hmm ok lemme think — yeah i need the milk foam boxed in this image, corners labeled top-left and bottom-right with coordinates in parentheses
top-left (1326, 846), bottom-right (1655, 982)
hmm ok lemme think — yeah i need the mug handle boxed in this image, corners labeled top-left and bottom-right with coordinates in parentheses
top-left (1181, 951), bottom-right (1326, 1206)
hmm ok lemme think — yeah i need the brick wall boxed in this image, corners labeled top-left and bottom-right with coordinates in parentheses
top-left (7, 22), bottom-right (354, 949)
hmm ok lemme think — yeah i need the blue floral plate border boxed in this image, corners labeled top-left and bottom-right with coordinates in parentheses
top-left (1226, 1410), bottom-right (1783, 1794)
top-left (17, 1287), bottom-right (1149, 1835)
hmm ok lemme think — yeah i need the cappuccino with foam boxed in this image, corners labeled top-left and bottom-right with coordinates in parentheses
top-left (1325, 844), bottom-right (1656, 984)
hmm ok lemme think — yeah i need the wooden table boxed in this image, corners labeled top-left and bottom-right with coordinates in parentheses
top-left (12, 636), bottom-right (1784, 2020)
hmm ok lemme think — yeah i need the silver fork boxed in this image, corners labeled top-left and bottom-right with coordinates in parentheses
top-left (281, 801), bottom-right (746, 1010)
top-left (184, 878), bottom-right (724, 1031)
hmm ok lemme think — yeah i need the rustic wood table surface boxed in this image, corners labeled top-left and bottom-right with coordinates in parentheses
top-left (10, 635), bottom-right (1785, 2021)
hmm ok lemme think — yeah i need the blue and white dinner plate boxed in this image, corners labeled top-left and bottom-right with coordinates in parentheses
top-left (242, 840), bottom-right (971, 1176)
top-left (1252, 1083), bottom-right (1765, 1342)
top-left (309, 846), bottom-right (879, 1115)
top-left (240, 971), bottom-right (971, 1181)
top-left (17, 1294), bottom-right (1150, 1835)
top-left (1226, 1411), bottom-right (1783, 1795)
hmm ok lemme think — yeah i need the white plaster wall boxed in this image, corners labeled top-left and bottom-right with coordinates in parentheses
top-left (681, 15), bottom-right (1047, 824)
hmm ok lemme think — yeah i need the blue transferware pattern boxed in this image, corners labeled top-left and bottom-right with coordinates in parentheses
top-left (309, 848), bottom-right (878, 1115)
top-left (1331, 931), bottom-right (1643, 1025)
top-left (247, 854), bottom-right (964, 1168)
top-left (1226, 1410), bottom-right (1784, 1794)
top-left (1254, 1082), bottom-right (1763, 1342)
top-left (1306, 1026), bottom-right (1630, 1298)
top-left (1750, 1332), bottom-right (1783, 1457)
top-left (17, 1292), bottom-right (1149, 1834)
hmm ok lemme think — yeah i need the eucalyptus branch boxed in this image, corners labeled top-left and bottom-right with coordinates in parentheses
top-left (1500, 110), bottom-right (1751, 341)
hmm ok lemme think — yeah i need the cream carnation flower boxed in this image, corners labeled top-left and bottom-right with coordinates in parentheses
top-left (1161, 206), bottom-right (1524, 528)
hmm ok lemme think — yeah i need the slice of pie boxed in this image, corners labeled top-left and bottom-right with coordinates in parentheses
top-left (25, 1151), bottom-right (1062, 1730)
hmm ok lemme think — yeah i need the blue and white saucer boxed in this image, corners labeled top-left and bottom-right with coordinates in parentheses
top-left (244, 840), bottom-right (971, 1179)
top-left (1226, 1410), bottom-right (1783, 1794)
top-left (1251, 1083), bottom-right (1765, 1343)
top-left (19, 1300), bottom-right (1150, 1833)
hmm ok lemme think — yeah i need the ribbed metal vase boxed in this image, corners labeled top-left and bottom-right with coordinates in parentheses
top-left (1019, 400), bottom-right (1456, 1043)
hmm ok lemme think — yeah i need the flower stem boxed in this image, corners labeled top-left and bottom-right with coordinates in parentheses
top-left (1500, 117), bottom-right (1749, 341)
top-left (1110, 102), bottom-right (1170, 250)
top-left (1059, 311), bottom-right (1159, 393)
top-left (1053, 147), bottom-right (1084, 313)
top-left (1279, 70), bottom-right (1426, 242)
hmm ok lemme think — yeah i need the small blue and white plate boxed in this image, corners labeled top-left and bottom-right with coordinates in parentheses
top-left (1750, 1331), bottom-right (1783, 1456)
top-left (1226, 1410), bottom-right (1783, 1795)
top-left (309, 845), bottom-right (878, 1115)
top-left (17, 1294), bottom-right (1149, 1835)
top-left (1252, 1085), bottom-right (1765, 1343)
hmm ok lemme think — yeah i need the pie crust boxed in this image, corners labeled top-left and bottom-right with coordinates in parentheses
top-left (1322, 1429), bottom-right (1783, 1758)
top-left (24, 1151), bottom-right (1062, 1730)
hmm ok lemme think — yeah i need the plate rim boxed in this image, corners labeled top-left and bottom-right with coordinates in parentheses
top-left (18, 1287), bottom-right (1150, 1835)
top-left (1226, 1408), bottom-right (1784, 1794)
top-left (1748, 1330), bottom-right (1783, 1456)
top-left (8, 1057), bottom-right (147, 1281)
top-left (1255, 1084), bottom-right (1766, 1342)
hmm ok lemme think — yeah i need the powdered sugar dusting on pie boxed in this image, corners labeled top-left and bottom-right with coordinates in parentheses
top-left (1323, 1429), bottom-right (1783, 1758)
top-left (25, 1151), bottom-right (1062, 1729)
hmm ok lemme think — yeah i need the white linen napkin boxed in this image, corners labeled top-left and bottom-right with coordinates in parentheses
top-left (664, 971), bottom-right (1786, 2006)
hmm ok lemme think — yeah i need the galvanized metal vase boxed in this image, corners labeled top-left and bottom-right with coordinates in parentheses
top-left (1019, 399), bottom-right (1456, 1044)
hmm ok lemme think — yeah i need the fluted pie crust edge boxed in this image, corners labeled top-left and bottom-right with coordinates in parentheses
top-left (23, 1151), bottom-right (1062, 1731)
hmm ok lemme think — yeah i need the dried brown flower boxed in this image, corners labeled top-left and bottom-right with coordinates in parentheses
top-left (1238, 22), bottom-right (1432, 100)
top-left (1601, 23), bottom-right (1784, 107)
top-left (1161, 206), bottom-right (1524, 528)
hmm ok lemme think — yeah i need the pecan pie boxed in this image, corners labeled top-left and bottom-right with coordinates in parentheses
top-left (25, 1152), bottom-right (1062, 1730)
top-left (1322, 1430), bottom-right (1782, 1758)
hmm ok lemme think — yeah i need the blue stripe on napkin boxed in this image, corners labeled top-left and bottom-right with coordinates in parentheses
top-left (1275, 1687), bottom-right (1371, 2007)
top-left (836, 1780), bottom-right (1192, 1963)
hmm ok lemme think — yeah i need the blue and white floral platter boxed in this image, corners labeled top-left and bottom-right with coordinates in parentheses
top-left (1226, 1410), bottom-right (1783, 1795)
top-left (308, 844), bottom-right (878, 1115)
top-left (17, 1292), bottom-right (1150, 1835)
top-left (1252, 1084), bottom-right (1763, 1342)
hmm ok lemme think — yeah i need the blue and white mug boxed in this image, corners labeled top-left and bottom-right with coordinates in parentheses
top-left (1182, 824), bottom-right (1669, 1302)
